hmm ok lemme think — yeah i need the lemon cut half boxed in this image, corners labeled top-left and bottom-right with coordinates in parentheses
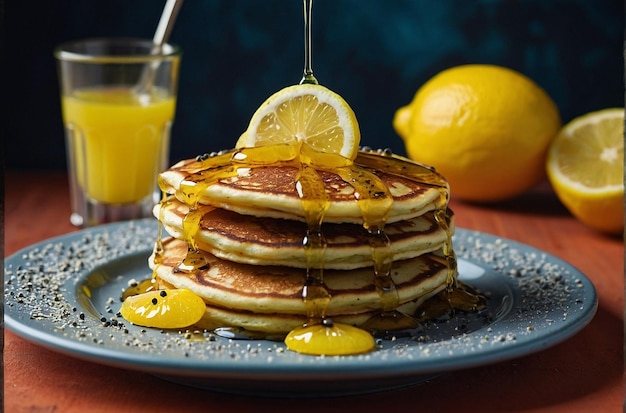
top-left (237, 84), bottom-right (360, 161)
top-left (546, 108), bottom-right (624, 234)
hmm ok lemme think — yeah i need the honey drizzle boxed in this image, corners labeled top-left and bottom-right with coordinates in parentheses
top-left (335, 165), bottom-right (397, 311)
top-left (296, 163), bottom-right (331, 324)
top-left (125, 182), bottom-right (169, 302)
top-left (434, 188), bottom-right (457, 289)
top-left (355, 151), bottom-right (454, 289)
top-left (153, 180), bottom-right (169, 269)
top-left (159, 148), bottom-right (304, 278)
top-left (355, 151), bottom-right (485, 316)
top-left (173, 154), bottom-right (239, 273)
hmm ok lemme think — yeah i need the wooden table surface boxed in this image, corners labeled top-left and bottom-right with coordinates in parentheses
top-left (4, 170), bottom-right (624, 413)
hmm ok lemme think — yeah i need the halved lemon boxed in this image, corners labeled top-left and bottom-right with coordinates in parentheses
top-left (236, 84), bottom-right (360, 162)
top-left (546, 108), bottom-right (624, 235)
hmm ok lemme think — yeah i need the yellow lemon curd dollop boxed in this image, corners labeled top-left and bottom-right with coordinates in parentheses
top-left (284, 321), bottom-right (376, 356)
top-left (119, 288), bottom-right (206, 329)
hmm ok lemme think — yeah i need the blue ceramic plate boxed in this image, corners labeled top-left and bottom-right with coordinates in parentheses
top-left (4, 219), bottom-right (597, 397)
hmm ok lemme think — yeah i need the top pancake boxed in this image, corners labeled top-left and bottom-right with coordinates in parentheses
top-left (158, 150), bottom-right (447, 224)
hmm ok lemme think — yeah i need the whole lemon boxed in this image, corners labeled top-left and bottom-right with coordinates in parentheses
top-left (394, 64), bottom-right (561, 202)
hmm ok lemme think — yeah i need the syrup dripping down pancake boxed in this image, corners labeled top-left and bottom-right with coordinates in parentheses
top-left (150, 237), bottom-right (450, 333)
top-left (155, 199), bottom-right (455, 270)
top-left (158, 151), bottom-right (445, 224)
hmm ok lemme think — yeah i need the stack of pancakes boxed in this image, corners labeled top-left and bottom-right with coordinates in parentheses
top-left (151, 149), bottom-right (456, 335)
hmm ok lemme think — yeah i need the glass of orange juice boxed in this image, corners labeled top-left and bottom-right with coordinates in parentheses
top-left (54, 38), bottom-right (181, 227)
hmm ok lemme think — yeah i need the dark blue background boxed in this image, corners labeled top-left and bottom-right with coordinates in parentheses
top-left (4, 0), bottom-right (623, 170)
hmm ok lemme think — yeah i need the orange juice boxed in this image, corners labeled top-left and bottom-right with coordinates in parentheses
top-left (62, 87), bottom-right (175, 204)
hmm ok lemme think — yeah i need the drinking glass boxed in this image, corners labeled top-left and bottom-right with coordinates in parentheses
top-left (54, 38), bottom-right (181, 227)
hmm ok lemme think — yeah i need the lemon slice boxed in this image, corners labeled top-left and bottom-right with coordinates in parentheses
top-left (236, 84), bottom-right (360, 161)
top-left (546, 108), bottom-right (624, 234)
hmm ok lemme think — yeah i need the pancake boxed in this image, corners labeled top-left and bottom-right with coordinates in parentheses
top-left (155, 198), bottom-right (455, 270)
top-left (150, 237), bottom-right (449, 322)
top-left (158, 150), bottom-right (447, 224)
top-left (187, 296), bottom-right (439, 334)
top-left (159, 273), bottom-right (440, 334)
